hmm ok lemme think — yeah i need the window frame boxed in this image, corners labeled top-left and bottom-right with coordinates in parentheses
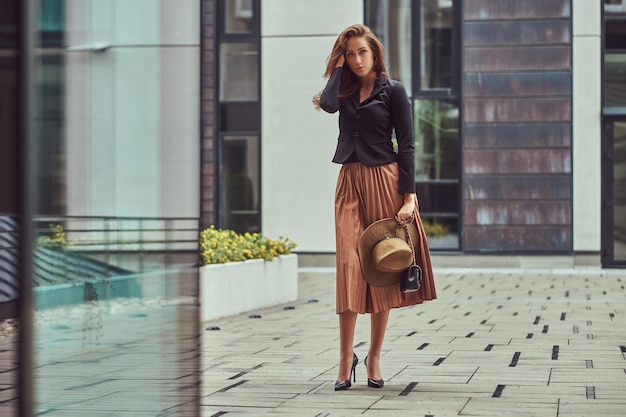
top-left (216, 0), bottom-right (262, 233)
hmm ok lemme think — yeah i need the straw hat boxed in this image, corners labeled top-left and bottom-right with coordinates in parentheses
top-left (357, 218), bottom-right (419, 287)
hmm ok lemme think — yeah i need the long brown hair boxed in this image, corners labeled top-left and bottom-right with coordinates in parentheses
top-left (313, 24), bottom-right (388, 109)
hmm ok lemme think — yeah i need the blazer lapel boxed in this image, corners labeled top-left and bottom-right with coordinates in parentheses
top-left (355, 74), bottom-right (388, 106)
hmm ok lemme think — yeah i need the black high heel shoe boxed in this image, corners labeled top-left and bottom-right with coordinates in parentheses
top-left (364, 356), bottom-right (384, 388)
top-left (334, 352), bottom-right (358, 391)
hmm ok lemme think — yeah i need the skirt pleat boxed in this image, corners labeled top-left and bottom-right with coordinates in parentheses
top-left (335, 162), bottom-right (437, 314)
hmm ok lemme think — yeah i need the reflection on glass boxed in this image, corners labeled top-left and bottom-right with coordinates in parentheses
top-left (613, 122), bottom-right (626, 260)
top-left (219, 43), bottom-right (259, 101)
top-left (605, 0), bottom-right (626, 15)
top-left (413, 99), bottom-right (459, 180)
top-left (225, 0), bottom-right (254, 33)
top-left (220, 135), bottom-right (260, 233)
top-left (31, 0), bottom-right (201, 414)
top-left (420, 0), bottom-right (453, 89)
top-left (365, 0), bottom-right (412, 95)
top-left (605, 54), bottom-right (626, 107)
top-left (420, 214), bottom-right (459, 250)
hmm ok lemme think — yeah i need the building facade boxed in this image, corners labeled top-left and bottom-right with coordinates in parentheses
top-left (202, 0), bottom-right (626, 267)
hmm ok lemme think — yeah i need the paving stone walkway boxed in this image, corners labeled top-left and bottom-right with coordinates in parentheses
top-left (201, 267), bottom-right (626, 416)
top-left (1, 267), bottom-right (625, 416)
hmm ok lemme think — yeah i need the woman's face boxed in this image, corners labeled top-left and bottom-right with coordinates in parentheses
top-left (344, 36), bottom-right (375, 78)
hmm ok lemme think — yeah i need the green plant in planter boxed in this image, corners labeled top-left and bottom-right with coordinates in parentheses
top-left (37, 223), bottom-right (68, 249)
top-left (199, 226), bottom-right (297, 265)
top-left (422, 221), bottom-right (450, 238)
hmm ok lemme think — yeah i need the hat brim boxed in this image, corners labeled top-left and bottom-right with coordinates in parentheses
top-left (358, 218), bottom-right (420, 287)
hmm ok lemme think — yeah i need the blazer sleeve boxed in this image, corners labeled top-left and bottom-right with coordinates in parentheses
top-left (390, 81), bottom-right (416, 194)
top-left (319, 67), bottom-right (343, 114)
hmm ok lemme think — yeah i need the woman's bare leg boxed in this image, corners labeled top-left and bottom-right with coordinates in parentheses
top-left (367, 310), bottom-right (390, 379)
top-left (337, 310), bottom-right (358, 381)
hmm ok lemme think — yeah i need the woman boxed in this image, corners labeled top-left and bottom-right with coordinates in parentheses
top-left (313, 24), bottom-right (437, 391)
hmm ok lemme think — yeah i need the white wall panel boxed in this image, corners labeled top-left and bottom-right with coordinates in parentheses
top-left (160, 47), bottom-right (200, 218)
top-left (261, 1), bottom-right (362, 252)
top-left (572, 1), bottom-right (602, 252)
top-left (262, 0), bottom-right (362, 37)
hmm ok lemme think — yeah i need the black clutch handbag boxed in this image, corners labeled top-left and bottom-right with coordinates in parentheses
top-left (401, 264), bottom-right (422, 293)
top-left (396, 213), bottom-right (423, 294)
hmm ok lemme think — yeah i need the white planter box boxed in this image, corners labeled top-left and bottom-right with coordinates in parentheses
top-left (199, 254), bottom-right (298, 322)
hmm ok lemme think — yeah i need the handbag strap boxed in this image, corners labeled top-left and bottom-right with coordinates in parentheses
top-left (395, 212), bottom-right (416, 265)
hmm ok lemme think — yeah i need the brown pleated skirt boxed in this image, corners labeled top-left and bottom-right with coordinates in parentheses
top-left (335, 162), bottom-right (437, 314)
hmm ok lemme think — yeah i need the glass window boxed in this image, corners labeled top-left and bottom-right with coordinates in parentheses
top-left (414, 98), bottom-right (459, 180)
top-left (612, 121), bottom-right (626, 260)
top-left (420, 0), bottom-right (454, 90)
top-left (366, 0), bottom-right (412, 95)
top-left (225, 0), bottom-right (254, 33)
top-left (218, 1), bottom-right (261, 233)
top-left (604, 1), bottom-right (626, 107)
top-left (605, 54), bottom-right (626, 106)
top-left (367, 0), bottom-right (461, 250)
top-left (219, 42), bottom-right (259, 101)
top-left (220, 135), bottom-right (260, 233)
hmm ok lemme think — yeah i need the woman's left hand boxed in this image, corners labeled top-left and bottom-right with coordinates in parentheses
top-left (396, 195), bottom-right (415, 223)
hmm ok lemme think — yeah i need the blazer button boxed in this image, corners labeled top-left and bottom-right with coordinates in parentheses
top-left (354, 132), bottom-right (359, 137)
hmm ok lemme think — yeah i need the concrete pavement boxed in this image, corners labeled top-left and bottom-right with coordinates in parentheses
top-left (200, 267), bottom-right (626, 416)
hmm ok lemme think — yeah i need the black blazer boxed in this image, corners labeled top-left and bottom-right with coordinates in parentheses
top-left (320, 67), bottom-right (415, 194)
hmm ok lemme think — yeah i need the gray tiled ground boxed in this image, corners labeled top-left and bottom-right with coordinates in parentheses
top-left (201, 267), bottom-right (626, 417)
top-left (1, 267), bottom-right (625, 416)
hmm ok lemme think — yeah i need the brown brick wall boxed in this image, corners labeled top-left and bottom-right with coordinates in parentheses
top-left (462, 0), bottom-right (573, 252)
top-left (200, 0), bottom-right (217, 229)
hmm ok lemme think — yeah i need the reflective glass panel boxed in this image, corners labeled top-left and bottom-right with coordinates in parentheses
top-left (31, 1), bottom-right (202, 415)
top-left (365, 0), bottom-right (412, 95)
top-left (414, 99), bottom-right (459, 180)
top-left (420, 0), bottom-right (453, 89)
top-left (613, 121), bottom-right (626, 260)
top-left (220, 135), bottom-right (260, 233)
top-left (605, 54), bottom-right (626, 107)
top-left (225, 0), bottom-right (254, 34)
top-left (219, 42), bottom-right (259, 101)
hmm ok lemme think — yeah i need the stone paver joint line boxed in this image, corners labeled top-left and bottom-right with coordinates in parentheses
top-left (399, 382), bottom-right (418, 396)
top-left (552, 345), bottom-right (559, 360)
top-left (509, 352), bottom-right (521, 367)
top-left (433, 357), bottom-right (446, 366)
top-left (492, 384), bottom-right (506, 398)
top-left (228, 364), bottom-right (263, 380)
top-left (217, 379), bottom-right (248, 392)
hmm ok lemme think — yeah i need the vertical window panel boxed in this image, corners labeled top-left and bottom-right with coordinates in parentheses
top-left (414, 98), bottom-right (459, 180)
top-left (219, 43), bottom-right (259, 101)
top-left (419, 0), bottom-right (453, 90)
top-left (220, 135), bottom-right (260, 233)
top-left (612, 121), bottom-right (626, 260)
top-left (225, 0), bottom-right (254, 34)
top-left (366, 0), bottom-right (413, 95)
